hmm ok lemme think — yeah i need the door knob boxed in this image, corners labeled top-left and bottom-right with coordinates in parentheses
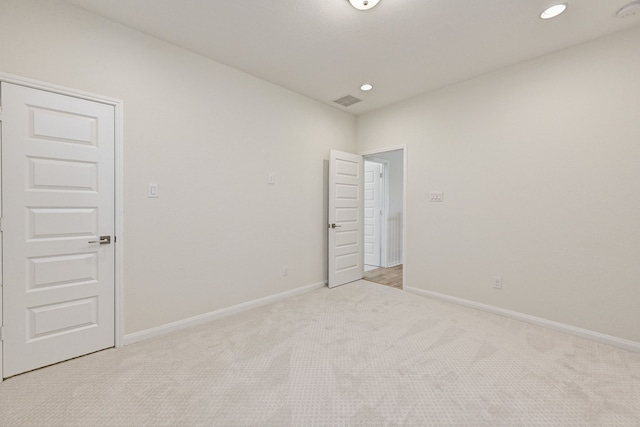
top-left (89, 236), bottom-right (111, 245)
top-left (328, 224), bottom-right (342, 229)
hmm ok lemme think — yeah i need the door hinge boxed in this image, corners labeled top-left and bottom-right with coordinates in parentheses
top-left (0, 217), bottom-right (4, 232)
top-left (379, 172), bottom-right (383, 178)
top-left (0, 326), bottom-right (4, 341)
top-left (0, 106), bottom-right (3, 121)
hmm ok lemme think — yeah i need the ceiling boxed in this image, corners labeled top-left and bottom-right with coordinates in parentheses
top-left (65, 0), bottom-right (640, 115)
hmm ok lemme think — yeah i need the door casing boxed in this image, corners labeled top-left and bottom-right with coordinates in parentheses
top-left (0, 72), bottom-right (124, 382)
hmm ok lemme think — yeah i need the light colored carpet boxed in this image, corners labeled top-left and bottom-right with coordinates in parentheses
top-left (1, 280), bottom-right (639, 426)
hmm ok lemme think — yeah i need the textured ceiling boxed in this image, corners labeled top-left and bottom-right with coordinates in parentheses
top-left (65, 0), bottom-right (640, 115)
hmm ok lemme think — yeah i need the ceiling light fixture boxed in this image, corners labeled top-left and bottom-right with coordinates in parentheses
top-left (617, 1), bottom-right (640, 19)
top-left (348, 0), bottom-right (381, 11)
top-left (540, 4), bottom-right (567, 19)
top-left (360, 84), bottom-right (373, 91)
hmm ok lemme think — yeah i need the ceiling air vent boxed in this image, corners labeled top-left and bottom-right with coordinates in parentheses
top-left (333, 95), bottom-right (362, 107)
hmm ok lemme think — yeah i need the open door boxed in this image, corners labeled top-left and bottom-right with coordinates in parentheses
top-left (364, 160), bottom-right (384, 268)
top-left (328, 150), bottom-right (364, 288)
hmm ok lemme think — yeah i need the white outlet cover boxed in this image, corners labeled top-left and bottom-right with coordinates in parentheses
top-left (429, 191), bottom-right (444, 202)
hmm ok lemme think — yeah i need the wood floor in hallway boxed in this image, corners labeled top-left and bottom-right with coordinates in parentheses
top-left (363, 264), bottom-right (403, 289)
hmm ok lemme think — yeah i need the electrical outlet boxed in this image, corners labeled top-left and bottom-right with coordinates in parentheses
top-left (429, 191), bottom-right (443, 202)
top-left (493, 276), bottom-right (502, 289)
top-left (282, 265), bottom-right (288, 276)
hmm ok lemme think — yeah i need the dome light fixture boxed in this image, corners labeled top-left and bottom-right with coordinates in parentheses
top-left (540, 4), bottom-right (567, 19)
top-left (360, 84), bottom-right (373, 91)
top-left (617, 1), bottom-right (640, 19)
top-left (349, 0), bottom-right (381, 11)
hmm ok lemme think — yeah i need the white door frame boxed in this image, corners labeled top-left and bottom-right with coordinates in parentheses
top-left (360, 145), bottom-right (407, 290)
top-left (0, 72), bottom-right (125, 382)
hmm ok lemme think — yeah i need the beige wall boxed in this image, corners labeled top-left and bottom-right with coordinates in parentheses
top-left (357, 26), bottom-right (640, 343)
top-left (0, 0), bottom-right (356, 334)
top-left (2, 0), bottom-right (639, 345)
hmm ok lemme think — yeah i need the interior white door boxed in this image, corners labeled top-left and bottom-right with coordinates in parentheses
top-left (364, 161), bottom-right (382, 267)
top-left (328, 150), bottom-right (364, 288)
top-left (1, 82), bottom-right (115, 377)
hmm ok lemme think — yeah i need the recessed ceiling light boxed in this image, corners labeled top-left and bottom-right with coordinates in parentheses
top-left (349, 0), bottom-right (381, 11)
top-left (540, 4), bottom-right (567, 19)
top-left (360, 84), bottom-right (373, 91)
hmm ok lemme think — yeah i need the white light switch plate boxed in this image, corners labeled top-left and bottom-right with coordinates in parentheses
top-left (148, 183), bottom-right (159, 198)
top-left (268, 173), bottom-right (276, 185)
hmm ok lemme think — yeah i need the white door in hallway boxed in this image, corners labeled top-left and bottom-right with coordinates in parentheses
top-left (1, 82), bottom-right (115, 377)
top-left (328, 150), bottom-right (363, 288)
top-left (364, 161), bottom-right (382, 267)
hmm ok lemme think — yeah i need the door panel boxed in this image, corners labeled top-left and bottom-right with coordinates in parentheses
top-left (29, 297), bottom-right (98, 339)
top-left (28, 252), bottom-right (98, 289)
top-left (328, 150), bottom-right (363, 288)
top-left (1, 82), bottom-right (115, 377)
top-left (28, 157), bottom-right (98, 191)
top-left (30, 106), bottom-right (98, 145)
top-left (364, 161), bottom-right (382, 267)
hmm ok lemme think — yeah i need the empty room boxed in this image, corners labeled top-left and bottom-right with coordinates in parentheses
top-left (1, 0), bottom-right (639, 425)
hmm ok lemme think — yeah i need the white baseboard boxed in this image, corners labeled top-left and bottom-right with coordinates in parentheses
top-left (124, 281), bottom-right (326, 346)
top-left (406, 286), bottom-right (640, 353)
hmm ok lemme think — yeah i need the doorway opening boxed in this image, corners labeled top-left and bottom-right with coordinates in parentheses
top-left (362, 148), bottom-right (405, 290)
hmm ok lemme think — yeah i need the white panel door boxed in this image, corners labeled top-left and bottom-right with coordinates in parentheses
top-left (1, 82), bottom-right (115, 377)
top-left (328, 150), bottom-right (363, 288)
top-left (364, 161), bottom-right (382, 267)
